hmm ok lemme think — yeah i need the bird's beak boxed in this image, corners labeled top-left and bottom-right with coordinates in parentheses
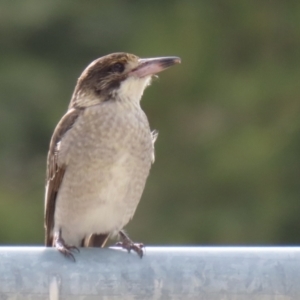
top-left (130, 56), bottom-right (181, 78)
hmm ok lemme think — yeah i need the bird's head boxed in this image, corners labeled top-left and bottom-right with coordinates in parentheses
top-left (70, 52), bottom-right (181, 108)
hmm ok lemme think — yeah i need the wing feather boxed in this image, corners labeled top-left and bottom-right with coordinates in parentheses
top-left (44, 108), bottom-right (82, 246)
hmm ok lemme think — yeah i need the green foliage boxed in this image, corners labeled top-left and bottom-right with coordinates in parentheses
top-left (1, 1), bottom-right (300, 245)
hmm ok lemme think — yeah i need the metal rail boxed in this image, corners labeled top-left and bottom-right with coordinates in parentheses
top-left (0, 246), bottom-right (300, 299)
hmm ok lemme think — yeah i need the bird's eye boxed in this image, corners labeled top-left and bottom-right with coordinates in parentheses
top-left (111, 63), bottom-right (125, 73)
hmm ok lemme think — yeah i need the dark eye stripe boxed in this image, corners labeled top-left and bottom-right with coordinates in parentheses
top-left (111, 63), bottom-right (125, 73)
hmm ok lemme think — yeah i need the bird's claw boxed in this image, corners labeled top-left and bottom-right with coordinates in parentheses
top-left (115, 231), bottom-right (144, 258)
top-left (54, 232), bottom-right (79, 261)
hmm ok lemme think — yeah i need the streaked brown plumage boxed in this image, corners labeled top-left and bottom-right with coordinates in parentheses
top-left (44, 52), bottom-right (180, 259)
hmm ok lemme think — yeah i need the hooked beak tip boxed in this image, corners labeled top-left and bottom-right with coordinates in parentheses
top-left (131, 56), bottom-right (181, 78)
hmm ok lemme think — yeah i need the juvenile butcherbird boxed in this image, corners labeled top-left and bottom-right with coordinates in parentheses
top-left (44, 52), bottom-right (181, 260)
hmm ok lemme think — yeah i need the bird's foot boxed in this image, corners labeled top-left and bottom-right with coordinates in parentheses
top-left (115, 230), bottom-right (144, 258)
top-left (54, 230), bottom-right (79, 262)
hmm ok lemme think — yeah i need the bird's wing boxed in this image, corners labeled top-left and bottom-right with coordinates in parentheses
top-left (44, 108), bottom-right (82, 246)
top-left (151, 130), bottom-right (158, 163)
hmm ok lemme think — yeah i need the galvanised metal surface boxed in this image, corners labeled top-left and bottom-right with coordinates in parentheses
top-left (0, 247), bottom-right (300, 299)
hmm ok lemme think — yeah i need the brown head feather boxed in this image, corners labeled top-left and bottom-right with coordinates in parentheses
top-left (70, 53), bottom-right (140, 108)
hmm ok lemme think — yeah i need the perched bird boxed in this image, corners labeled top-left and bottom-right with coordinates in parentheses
top-left (44, 52), bottom-right (180, 260)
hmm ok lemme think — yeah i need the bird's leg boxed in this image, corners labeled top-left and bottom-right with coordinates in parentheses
top-left (54, 229), bottom-right (79, 261)
top-left (115, 230), bottom-right (144, 258)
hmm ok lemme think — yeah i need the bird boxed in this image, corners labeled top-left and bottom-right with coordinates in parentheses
top-left (44, 52), bottom-right (181, 260)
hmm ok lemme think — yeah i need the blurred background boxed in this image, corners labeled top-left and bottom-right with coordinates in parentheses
top-left (0, 1), bottom-right (300, 246)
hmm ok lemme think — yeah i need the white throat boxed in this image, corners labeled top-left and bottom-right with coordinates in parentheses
top-left (116, 76), bottom-right (152, 104)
